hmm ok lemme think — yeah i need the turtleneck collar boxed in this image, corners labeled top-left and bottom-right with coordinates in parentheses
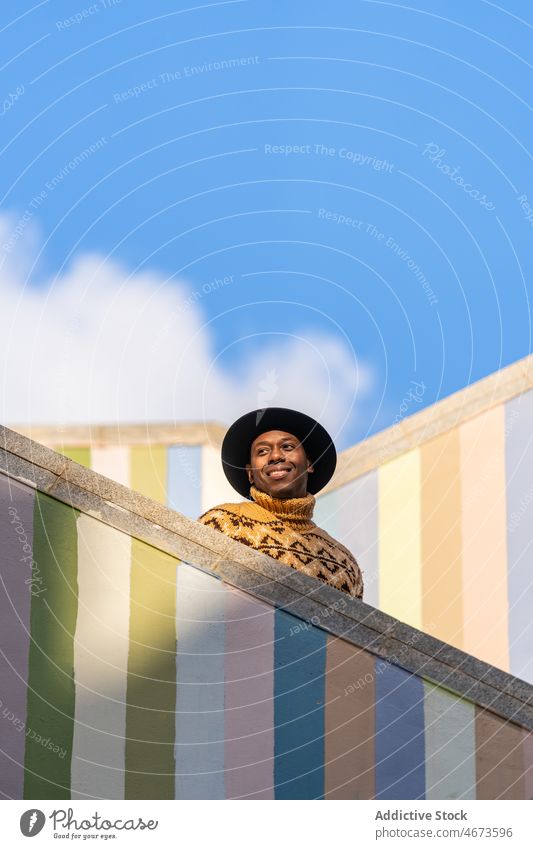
top-left (249, 485), bottom-right (315, 523)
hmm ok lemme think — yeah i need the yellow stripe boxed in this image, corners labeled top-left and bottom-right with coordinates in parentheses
top-left (421, 430), bottom-right (463, 649)
top-left (130, 446), bottom-right (166, 504)
top-left (125, 539), bottom-right (177, 799)
top-left (61, 447), bottom-right (91, 467)
top-left (378, 449), bottom-right (422, 628)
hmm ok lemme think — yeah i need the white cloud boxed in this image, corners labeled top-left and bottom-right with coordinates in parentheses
top-left (0, 220), bottom-right (374, 443)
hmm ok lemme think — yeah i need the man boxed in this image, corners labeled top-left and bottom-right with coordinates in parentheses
top-left (198, 407), bottom-right (363, 599)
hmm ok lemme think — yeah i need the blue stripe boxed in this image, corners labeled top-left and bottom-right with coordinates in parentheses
top-left (274, 609), bottom-right (326, 799)
top-left (375, 662), bottom-right (426, 799)
top-left (505, 391), bottom-right (533, 685)
top-left (313, 488), bottom-right (342, 539)
top-left (167, 445), bottom-right (202, 518)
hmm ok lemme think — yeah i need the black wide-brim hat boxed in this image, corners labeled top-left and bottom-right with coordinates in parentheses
top-left (221, 407), bottom-right (337, 499)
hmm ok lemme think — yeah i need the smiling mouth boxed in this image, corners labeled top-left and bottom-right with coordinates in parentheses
top-left (266, 467), bottom-right (293, 479)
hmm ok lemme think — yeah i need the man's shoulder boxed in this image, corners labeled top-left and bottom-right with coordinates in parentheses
top-left (198, 500), bottom-right (255, 523)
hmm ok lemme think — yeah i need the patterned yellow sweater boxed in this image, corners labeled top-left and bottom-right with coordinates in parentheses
top-left (198, 485), bottom-right (363, 599)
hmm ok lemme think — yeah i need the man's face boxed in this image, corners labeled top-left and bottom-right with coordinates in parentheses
top-left (246, 430), bottom-right (314, 499)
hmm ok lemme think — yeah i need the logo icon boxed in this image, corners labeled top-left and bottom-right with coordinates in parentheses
top-left (20, 809), bottom-right (46, 837)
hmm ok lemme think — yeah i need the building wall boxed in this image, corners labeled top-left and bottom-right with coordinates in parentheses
top-left (315, 389), bottom-right (533, 685)
top-left (1, 472), bottom-right (531, 801)
top-left (21, 360), bottom-right (533, 684)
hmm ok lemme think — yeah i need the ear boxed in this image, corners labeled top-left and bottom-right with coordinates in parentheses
top-left (245, 463), bottom-right (254, 483)
top-left (307, 461), bottom-right (315, 474)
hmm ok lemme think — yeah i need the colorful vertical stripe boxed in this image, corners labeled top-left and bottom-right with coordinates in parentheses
top-left (375, 663), bottom-right (425, 800)
top-left (224, 586), bottom-right (274, 799)
top-left (337, 472), bottom-right (379, 609)
top-left (0, 476), bottom-right (34, 799)
top-left (379, 450), bottom-right (422, 628)
top-left (324, 637), bottom-right (375, 799)
top-left (423, 683), bottom-right (475, 800)
top-left (60, 447), bottom-right (91, 467)
top-left (460, 408), bottom-right (509, 671)
top-left (91, 446), bottom-right (130, 487)
top-left (523, 730), bottom-right (533, 801)
top-left (125, 539), bottom-right (177, 799)
top-left (201, 444), bottom-right (238, 512)
top-left (274, 609), bottom-right (327, 799)
top-left (167, 445), bottom-right (202, 519)
top-left (313, 488), bottom-right (342, 540)
top-left (175, 563), bottom-right (226, 799)
top-left (71, 516), bottom-right (131, 799)
top-left (421, 430), bottom-right (463, 648)
top-left (130, 446), bottom-right (166, 504)
top-left (505, 390), bottom-right (533, 685)
top-left (475, 709), bottom-right (526, 799)
top-left (24, 493), bottom-right (79, 799)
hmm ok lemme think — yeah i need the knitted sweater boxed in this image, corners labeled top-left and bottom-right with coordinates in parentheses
top-left (198, 485), bottom-right (363, 599)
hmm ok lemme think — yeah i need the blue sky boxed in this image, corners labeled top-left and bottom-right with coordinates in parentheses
top-left (1, 0), bottom-right (532, 449)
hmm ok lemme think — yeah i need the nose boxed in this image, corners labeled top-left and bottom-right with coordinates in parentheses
top-left (269, 445), bottom-right (284, 462)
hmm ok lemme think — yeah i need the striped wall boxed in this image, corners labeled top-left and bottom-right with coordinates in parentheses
top-left (42, 368), bottom-right (533, 687)
top-left (1, 471), bottom-right (532, 800)
top-left (315, 388), bottom-right (533, 685)
top-left (60, 443), bottom-right (235, 520)
top-left (51, 394), bottom-right (533, 686)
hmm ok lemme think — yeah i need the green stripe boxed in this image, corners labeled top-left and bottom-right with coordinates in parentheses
top-left (24, 493), bottom-right (79, 799)
top-left (60, 447), bottom-right (91, 468)
top-left (125, 539), bottom-right (177, 799)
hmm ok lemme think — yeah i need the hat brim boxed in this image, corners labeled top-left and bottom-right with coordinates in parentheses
top-left (221, 407), bottom-right (337, 499)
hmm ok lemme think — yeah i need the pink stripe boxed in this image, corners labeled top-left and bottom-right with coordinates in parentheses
top-left (460, 409), bottom-right (509, 670)
top-left (0, 476), bottom-right (35, 798)
top-left (224, 586), bottom-right (274, 799)
top-left (523, 730), bottom-right (533, 801)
